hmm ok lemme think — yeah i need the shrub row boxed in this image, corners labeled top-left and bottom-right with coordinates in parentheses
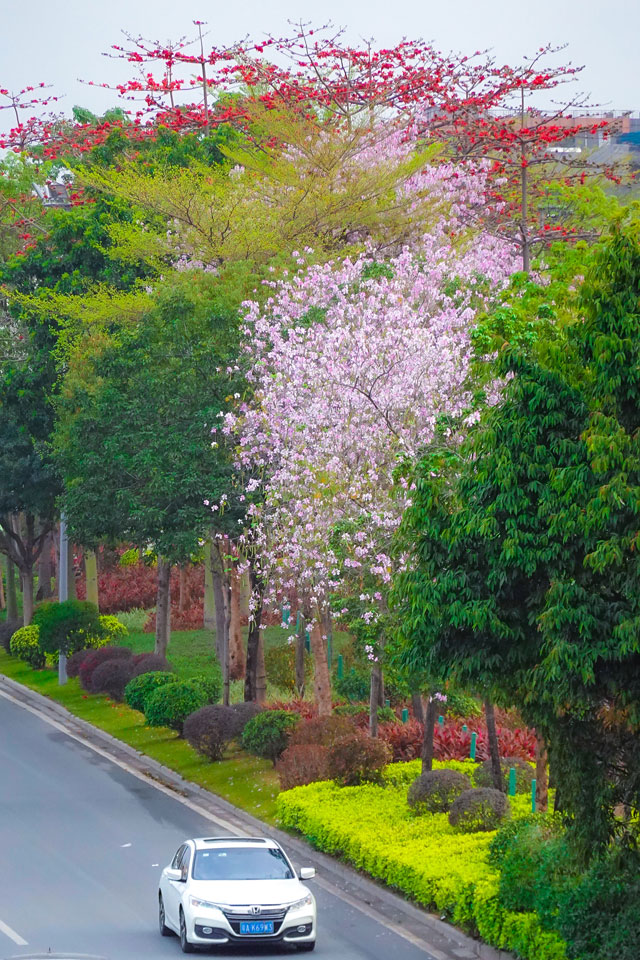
top-left (276, 768), bottom-right (567, 960)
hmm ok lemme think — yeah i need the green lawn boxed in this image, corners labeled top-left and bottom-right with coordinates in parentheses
top-left (0, 649), bottom-right (280, 822)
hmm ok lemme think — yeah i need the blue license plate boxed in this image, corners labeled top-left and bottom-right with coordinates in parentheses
top-left (239, 920), bottom-right (274, 935)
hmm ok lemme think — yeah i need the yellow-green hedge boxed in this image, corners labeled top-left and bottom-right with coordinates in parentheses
top-left (277, 761), bottom-right (567, 960)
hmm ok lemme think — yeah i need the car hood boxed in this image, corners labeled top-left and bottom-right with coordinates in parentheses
top-left (188, 878), bottom-right (310, 906)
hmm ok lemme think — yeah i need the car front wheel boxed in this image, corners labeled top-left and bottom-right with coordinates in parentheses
top-left (180, 908), bottom-right (195, 953)
top-left (158, 894), bottom-right (172, 937)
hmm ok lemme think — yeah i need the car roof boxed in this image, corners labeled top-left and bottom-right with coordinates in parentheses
top-left (189, 836), bottom-right (282, 851)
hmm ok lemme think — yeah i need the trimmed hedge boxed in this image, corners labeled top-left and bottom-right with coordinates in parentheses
top-left (79, 646), bottom-right (132, 691)
top-left (449, 788), bottom-right (510, 832)
top-left (10, 626), bottom-right (45, 668)
top-left (144, 680), bottom-right (207, 734)
top-left (242, 710), bottom-right (299, 764)
top-left (277, 763), bottom-right (567, 960)
top-left (90, 658), bottom-right (135, 701)
top-left (124, 671), bottom-right (177, 713)
top-left (183, 704), bottom-right (245, 761)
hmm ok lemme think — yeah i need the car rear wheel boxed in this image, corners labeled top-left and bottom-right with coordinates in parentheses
top-left (180, 908), bottom-right (195, 953)
top-left (158, 894), bottom-right (172, 937)
top-left (296, 943), bottom-right (316, 952)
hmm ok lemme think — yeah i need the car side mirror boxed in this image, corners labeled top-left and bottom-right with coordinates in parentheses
top-left (166, 867), bottom-right (184, 882)
top-left (299, 867), bottom-right (316, 880)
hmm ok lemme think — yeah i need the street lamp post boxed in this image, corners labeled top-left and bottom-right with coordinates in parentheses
top-left (58, 514), bottom-right (68, 684)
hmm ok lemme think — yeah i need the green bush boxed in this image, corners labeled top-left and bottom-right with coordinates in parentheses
top-left (96, 614), bottom-right (128, 645)
top-left (10, 626), bottom-right (45, 668)
top-left (124, 671), bottom-right (178, 712)
top-left (407, 769), bottom-right (472, 814)
top-left (334, 703), bottom-right (397, 723)
top-left (144, 681), bottom-right (208, 734)
top-left (188, 669), bottom-right (222, 705)
top-left (475, 757), bottom-right (535, 794)
top-left (264, 642), bottom-right (313, 694)
top-left (488, 815), bottom-right (565, 913)
top-left (327, 733), bottom-right (392, 786)
top-left (242, 710), bottom-right (299, 764)
top-left (33, 600), bottom-right (102, 656)
top-left (444, 688), bottom-right (482, 719)
top-left (449, 788), bottom-right (510, 832)
top-left (333, 667), bottom-right (369, 702)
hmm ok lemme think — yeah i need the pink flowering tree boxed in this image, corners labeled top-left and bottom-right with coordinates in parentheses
top-left (226, 170), bottom-right (518, 717)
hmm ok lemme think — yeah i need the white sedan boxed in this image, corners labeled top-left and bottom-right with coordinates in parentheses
top-left (158, 836), bottom-right (317, 953)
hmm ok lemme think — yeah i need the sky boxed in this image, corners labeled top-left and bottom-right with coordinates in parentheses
top-left (1, 0), bottom-right (638, 121)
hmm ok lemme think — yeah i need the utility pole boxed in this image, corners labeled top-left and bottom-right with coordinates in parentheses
top-left (58, 514), bottom-right (68, 684)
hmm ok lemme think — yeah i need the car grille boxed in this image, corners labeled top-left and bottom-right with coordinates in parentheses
top-left (222, 906), bottom-right (287, 936)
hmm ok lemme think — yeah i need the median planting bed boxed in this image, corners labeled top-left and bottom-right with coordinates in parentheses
top-left (277, 761), bottom-right (567, 960)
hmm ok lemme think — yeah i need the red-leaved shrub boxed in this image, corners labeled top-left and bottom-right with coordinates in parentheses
top-left (79, 646), bottom-right (132, 691)
top-left (276, 744), bottom-right (330, 790)
top-left (90, 659), bottom-right (135, 701)
top-left (377, 718), bottom-right (536, 763)
top-left (327, 733), bottom-right (392, 786)
top-left (289, 715), bottom-right (355, 747)
top-left (131, 653), bottom-right (172, 677)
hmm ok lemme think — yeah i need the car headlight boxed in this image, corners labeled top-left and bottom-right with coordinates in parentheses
top-left (190, 896), bottom-right (224, 911)
top-left (287, 894), bottom-right (314, 911)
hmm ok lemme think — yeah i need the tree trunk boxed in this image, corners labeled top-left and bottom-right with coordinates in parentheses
top-left (256, 629), bottom-right (267, 705)
top-left (211, 543), bottom-right (227, 665)
top-left (5, 555), bottom-right (18, 621)
top-left (67, 543), bottom-right (77, 601)
top-left (0, 556), bottom-right (5, 609)
top-left (484, 698), bottom-right (504, 792)
top-left (155, 558), bottom-right (171, 657)
top-left (229, 564), bottom-right (245, 681)
top-left (369, 663), bottom-right (382, 737)
top-left (411, 691), bottom-right (425, 724)
top-left (295, 610), bottom-right (306, 695)
top-left (36, 531), bottom-right (54, 601)
top-left (310, 618), bottom-right (332, 716)
top-left (178, 564), bottom-right (188, 614)
top-left (84, 549), bottom-right (99, 609)
top-left (535, 732), bottom-right (549, 813)
top-left (21, 567), bottom-right (34, 626)
top-left (244, 563), bottom-right (263, 702)
top-left (421, 696), bottom-right (438, 773)
top-left (203, 538), bottom-right (215, 633)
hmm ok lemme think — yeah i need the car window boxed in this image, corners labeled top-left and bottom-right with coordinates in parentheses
top-left (171, 844), bottom-right (186, 869)
top-left (180, 845), bottom-right (191, 881)
top-left (193, 846), bottom-right (294, 881)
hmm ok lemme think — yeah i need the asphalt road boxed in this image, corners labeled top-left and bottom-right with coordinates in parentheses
top-left (0, 694), bottom-right (436, 960)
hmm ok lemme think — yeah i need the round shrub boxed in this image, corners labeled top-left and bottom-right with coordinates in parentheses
top-left (131, 652), bottom-right (172, 678)
top-left (0, 619), bottom-right (22, 654)
top-left (10, 625), bottom-right (45, 668)
top-left (90, 658), bottom-right (135, 701)
top-left (448, 787), bottom-right (510, 832)
top-left (407, 769), bottom-right (472, 814)
top-left (289, 715), bottom-right (354, 748)
top-left (242, 710), bottom-right (300, 764)
top-left (264, 643), bottom-right (313, 694)
top-left (144, 681), bottom-right (207, 734)
top-left (79, 646), bottom-right (132, 691)
top-left (33, 600), bottom-right (102, 657)
top-left (67, 648), bottom-right (92, 678)
top-left (474, 756), bottom-right (535, 794)
top-left (188, 672), bottom-right (222, 705)
top-left (276, 744), bottom-right (330, 791)
top-left (124, 671), bottom-right (177, 713)
top-left (333, 667), bottom-right (369, 703)
top-left (183, 705), bottom-right (243, 761)
top-left (327, 733), bottom-right (392, 786)
top-left (230, 701), bottom-right (264, 733)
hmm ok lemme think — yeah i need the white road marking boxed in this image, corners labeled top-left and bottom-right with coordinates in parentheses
top-left (0, 686), bottom-right (443, 957)
top-left (0, 916), bottom-right (28, 945)
top-left (121, 842), bottom-right (132, 847)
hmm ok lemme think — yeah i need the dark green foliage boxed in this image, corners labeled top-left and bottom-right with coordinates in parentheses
top-left (327, 733), bottom-right (392, 786)
top-left (488, 815), bottom-right (566, 913)
top-left (33, 600), bottom-right (102, 656)
top-left (124, 671), bottom-right (178, 713)
top-left (0, 619), bottom-right (21, 653)
top-left (241, 710), bottom-right (299, 764)
top-left (183, 705), bottom-right (244, 761)
top-left (333, 667), bottom-right (369, 702)
top-left (264, 642), bottom-right (313, 694)
top-left (474, 757), bottom-right (534, 794)
top-left (90, 658), bottom-right (135, 701)
top-left (144, 680), bottom-right (207, 734)
top-left (188, 669), bottom-right (222, 705)
top-left (448, 788), bottom-right (510, 832)
top-left (407, 769), bottom-right (472, 814)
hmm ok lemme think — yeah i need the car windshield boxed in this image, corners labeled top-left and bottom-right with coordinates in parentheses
top-left (192, 846), bottom-right (294, 881)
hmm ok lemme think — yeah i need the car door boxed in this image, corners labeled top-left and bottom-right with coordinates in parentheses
top-left (164, 844), bottom-right (188, 930)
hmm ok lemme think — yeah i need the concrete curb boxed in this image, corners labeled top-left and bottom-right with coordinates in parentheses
top-left (0, 673), bottom-right (514, 960)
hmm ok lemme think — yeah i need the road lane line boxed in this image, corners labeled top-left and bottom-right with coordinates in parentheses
top-left (0, 917), bottom-right (28, 945)
top-left (0, 687), bottom-right (444, 957)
